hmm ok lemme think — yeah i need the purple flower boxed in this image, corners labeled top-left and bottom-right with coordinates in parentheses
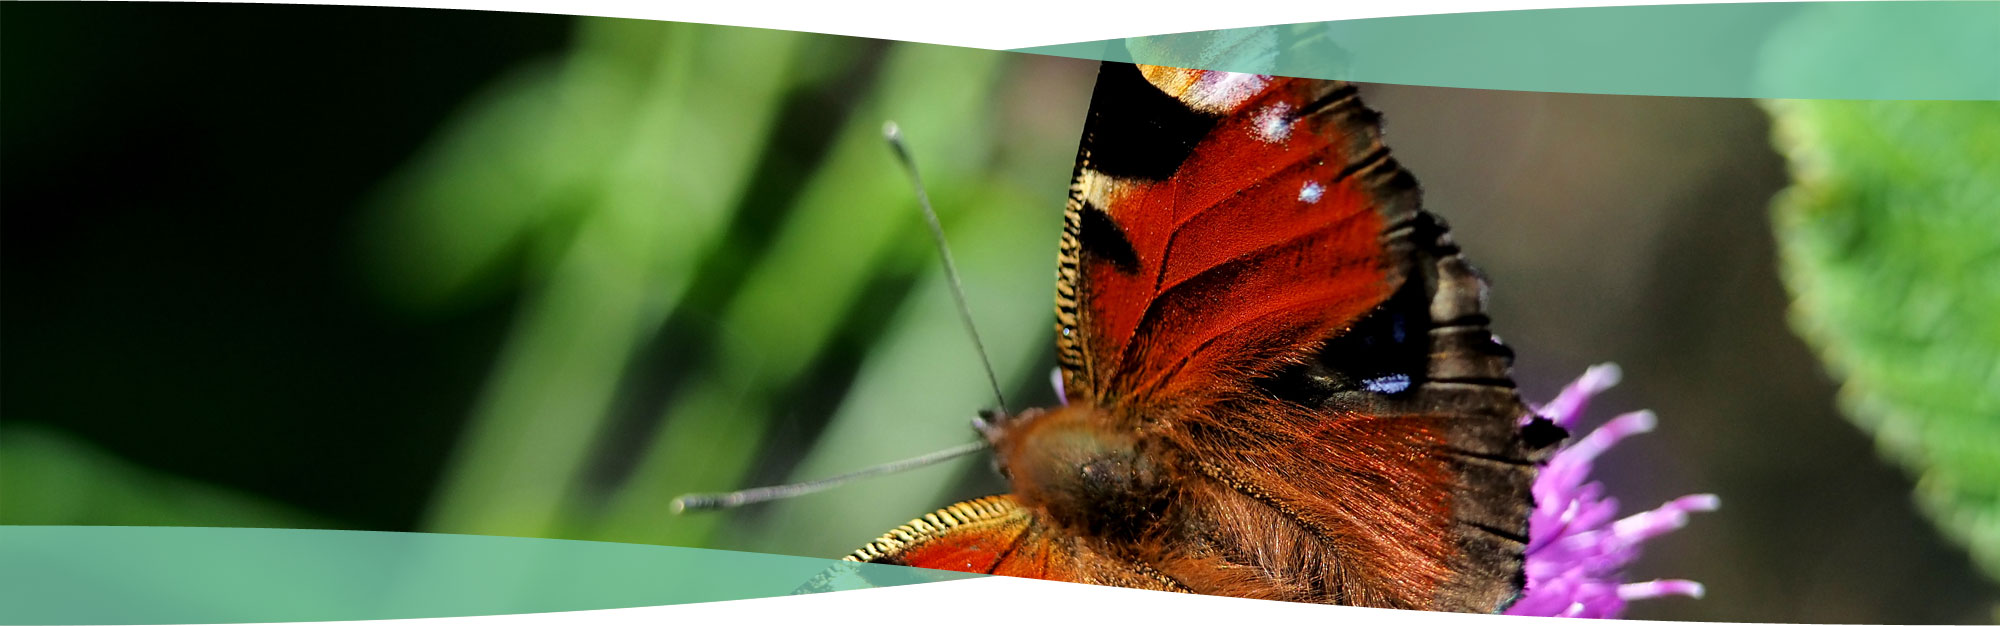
top-left (1506, 364), bottom-right (1720, 619)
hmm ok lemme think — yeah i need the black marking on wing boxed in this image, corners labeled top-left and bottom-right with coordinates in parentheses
top-left (1445, 447), bottom-right (1538, 467)
top-left (1519, 417), bottom-right (1567, 451)
top-left (1077, 200), bottom-right (1141, 274)
top-left (1079, 63), bottom-right (1220, 181)
top-left (1463, 520), bottom-right (1530, 546)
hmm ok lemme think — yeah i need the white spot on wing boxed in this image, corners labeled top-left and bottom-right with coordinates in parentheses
top-left (1298, 181), bottom-right (1324, 203)
top-left (1254, 103), bottom-right (1293, 143)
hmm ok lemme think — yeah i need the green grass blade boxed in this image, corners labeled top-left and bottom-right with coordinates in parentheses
top-left (361, 19), bottom-right (810, 538)
top-left (587, 42), bottom-right (1011, 547)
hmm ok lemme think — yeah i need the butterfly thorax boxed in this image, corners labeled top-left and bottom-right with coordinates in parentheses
top-left (978, 404), bottom-right (1173, 538)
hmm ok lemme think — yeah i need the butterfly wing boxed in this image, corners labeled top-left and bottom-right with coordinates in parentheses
top-left (847, 495), bottom-right (1189, 591)
top-left (1054, 64), bottom-right (1408, 407)
top-left (856, 62), bottom-right (1556, 612)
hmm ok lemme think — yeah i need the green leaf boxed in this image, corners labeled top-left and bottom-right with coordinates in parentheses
top-left (1764, 97), bottom-right (2000, 582)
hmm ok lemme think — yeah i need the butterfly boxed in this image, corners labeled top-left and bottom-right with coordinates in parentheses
top-left (844, 62), bottom-right (1563, 612)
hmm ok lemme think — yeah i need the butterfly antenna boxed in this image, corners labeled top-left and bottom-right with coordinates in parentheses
top-left (671, 440), bottom-right (989, 513)
top-left (882, 121), bottom-right (1007, 411)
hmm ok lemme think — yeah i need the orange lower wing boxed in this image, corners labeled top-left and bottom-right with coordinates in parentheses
top-left (849, 495), bottom-right (1187, 591)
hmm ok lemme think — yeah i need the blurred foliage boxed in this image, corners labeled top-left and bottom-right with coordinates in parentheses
top-left (1, 425), bottom-right (322, 528)
top-left (1764, 98), bottom-right (2000, 582)
top-left (358, 17), bottom-right (1085, 551)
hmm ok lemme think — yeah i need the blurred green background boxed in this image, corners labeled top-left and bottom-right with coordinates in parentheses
top-left (1, 3), bottom-right (1993, 623)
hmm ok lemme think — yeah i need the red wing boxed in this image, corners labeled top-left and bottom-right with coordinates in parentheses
top-left (1054, 64), bottom-right (1417, 409)
top-left (1141, 230), bottom-right (1552, 611)
top-left (849, 495), bottom-right (1188, 591)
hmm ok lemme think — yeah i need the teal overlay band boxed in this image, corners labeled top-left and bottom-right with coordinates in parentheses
top-left (1015, 2), bottom-right (2000, 100)
top-left (0, 526), bottom-right (975, 624)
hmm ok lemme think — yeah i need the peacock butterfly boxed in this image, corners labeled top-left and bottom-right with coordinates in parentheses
top-left (844, 62), bottom-right (1563, 612)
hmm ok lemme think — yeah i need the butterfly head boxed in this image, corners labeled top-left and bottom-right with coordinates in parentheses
top-left (975, 404), bottom-right (1171, 537)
